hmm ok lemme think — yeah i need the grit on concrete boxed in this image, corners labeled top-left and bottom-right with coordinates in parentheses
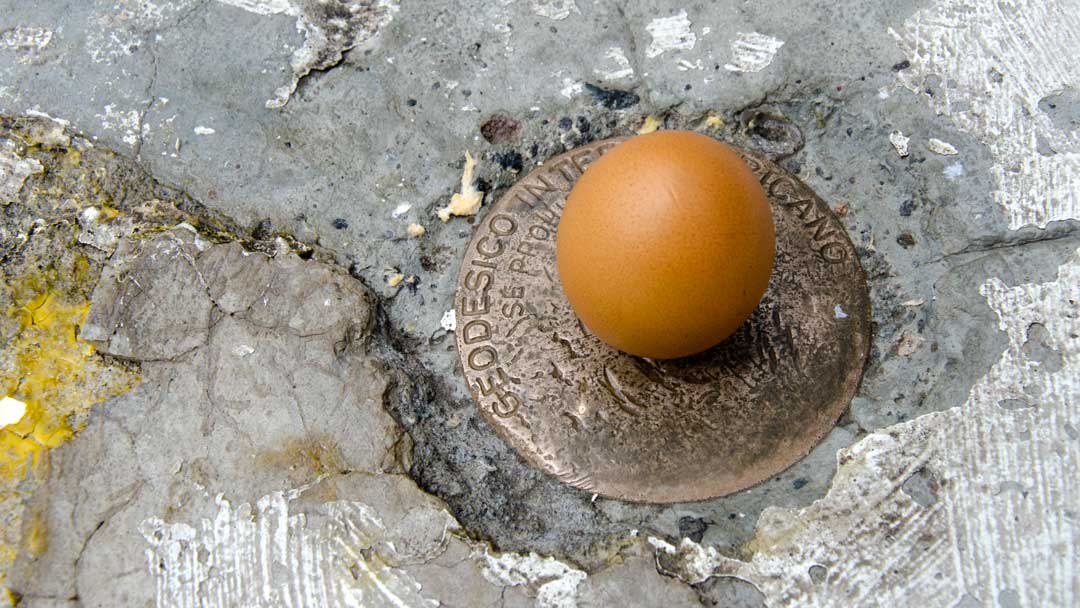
top-left (0, 0), bottom-right (1077, 606)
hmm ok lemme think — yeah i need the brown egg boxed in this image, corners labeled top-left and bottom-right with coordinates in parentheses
top-left (556, 130), bottom-right (775, 359)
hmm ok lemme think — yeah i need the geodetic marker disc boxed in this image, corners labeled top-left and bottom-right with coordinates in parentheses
top-left (454, 137), bottom-right (871, 503)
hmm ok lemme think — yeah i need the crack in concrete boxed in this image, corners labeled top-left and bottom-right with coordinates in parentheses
top-left (134, 43), bottom-right (158, 161)
top-left (933, 220), bottom-right (1080, 264)
top-left (73, 481), bottom-right (145, 599)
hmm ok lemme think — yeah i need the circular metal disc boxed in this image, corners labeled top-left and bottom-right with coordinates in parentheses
top-left (454, 137), bottom-right (871, 503)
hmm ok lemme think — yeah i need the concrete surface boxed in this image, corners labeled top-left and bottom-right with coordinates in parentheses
top-left (1, 0), bottom-right (1078, 606)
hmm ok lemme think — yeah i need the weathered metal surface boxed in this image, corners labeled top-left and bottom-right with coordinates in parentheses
top-left (454, 137), bottom-right (871, 503)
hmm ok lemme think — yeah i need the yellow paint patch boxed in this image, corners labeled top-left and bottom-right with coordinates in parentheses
top-left (637, 115), bottom-right (663, 135)
top-left (0, 283), bottom-right (139, 586)
top-left (1, 294), bottom-right (92, 475)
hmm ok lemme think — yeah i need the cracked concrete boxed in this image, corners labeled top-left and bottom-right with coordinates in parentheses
top-left (1, 0), bottom-right (1079, 605)
top-left (8, 227), bottom-right (407, 603)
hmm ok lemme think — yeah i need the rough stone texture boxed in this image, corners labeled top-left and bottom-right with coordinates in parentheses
top-left (0, 114), bottom-right (254, 598)
top-left (82, 231), bottom-right (215, 360)
top-left (577, 555), bottom-right (700, 607)
top-left (1, 0), bottom-right (1079, 605)
top-left (9, 230), bottom-right (407, 602)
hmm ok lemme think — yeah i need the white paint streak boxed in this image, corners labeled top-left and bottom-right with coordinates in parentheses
top-left (440, 310), bottom-right (456, 332)
top-left (215, 0), bottom-right (297, 16)
top-left (86, 0), bottom-right (193, 64)
top-left (889, 130), bottom-right (910, 157)
top-left (723, 32), bottom-right (784, 73)
top-left (141, 489), bottom-right (439, 608)
top-left (95, 104), bottom-right (144, 148)
top-left (193, 126), bottom-right (215, 135)
top-left (645, 11), bottom-right (696, 58)
top-left (683, 248), bottom-right (1080, 606)
top-left (530, 0), bottom-right (580, 21)
top-left (0, 26), bottom-right (54, 63)
top-left (594, 47), bottom-right (634, 81)
top-left (24, 109), bottom-right (69, 126)
top-left (676, 58), bottom-right (703, 71)
top-left (559, 78), bottom-right (583, 99)
top-left (891, 0), bottom-right (1080, 228)
top-left (479, 548), bottom-right (586, 608)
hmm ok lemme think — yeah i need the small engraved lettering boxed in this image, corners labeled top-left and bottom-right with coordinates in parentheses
top-left (785, 197), bottom-right (815, 220)
top-left (528, 224), bottom-right (552, 241)
top-left (476, 236), bottom-right (504, 258)
top-left (551, 158), bottom-right (580, 183)
top-left (462, 294), bottom-right (490, 316)
top-left (595, 141), bottom-right (619, 155)
top-left (767, 175), bottom-right (800, 201)
top-left (819, 241), bottom-right (849, 264)
top-left (505, 314), bottom-right (530, 338)
top-left (534, 202), bottom-right (560, 228)
top-left (502, 300), bottom-right (526, 318)
top-left (463, 268), bottom-right (493, 291)
top-left (462, 319), bottom-right (493, 345)
top-left (467, 345), bottom-right (497, 370)
top-left (509, 257), bottom-right (527, 274)
top-left (515, 239), bottom-right (542, 258)
top-left (523, 175), bottom-right (558, 200)
top-left (470, 258), bottom-right (497, 270)
top-left (570, 150), bottom-right (595, 173)
top-left (805, 214), bottom-right (838, 242)
top-left (489, 213), bottom-right (517, 236)
top-left (477, 367), bottom-right (521, 417)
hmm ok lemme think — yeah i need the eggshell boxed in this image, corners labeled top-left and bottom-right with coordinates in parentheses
top-left (556, 130), bottom-right (775, 359)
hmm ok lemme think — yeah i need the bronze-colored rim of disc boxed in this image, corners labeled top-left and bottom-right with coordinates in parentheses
top-left (453, 137), bottom-right (871, 504)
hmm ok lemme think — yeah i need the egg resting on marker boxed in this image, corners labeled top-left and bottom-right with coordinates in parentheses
top-left (453, 137), bottom-right (871, 501)
top-left (556, 130), bottom-right (776, 359)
